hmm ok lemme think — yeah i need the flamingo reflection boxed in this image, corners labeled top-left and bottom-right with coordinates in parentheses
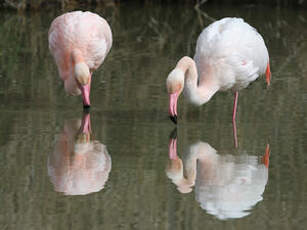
top-left (166, 129), bottom-right (270, 220)
top-left (48, 113), bottom-right (111, 195)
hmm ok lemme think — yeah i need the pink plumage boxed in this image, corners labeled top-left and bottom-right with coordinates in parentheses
top-left (48, 11), bottom-right (112, 108)
top-left (48, 113), bottom-right (111, 195)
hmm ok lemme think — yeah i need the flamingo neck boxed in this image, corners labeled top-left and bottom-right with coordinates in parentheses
top-left (177, 56), bottom-right (219, 105)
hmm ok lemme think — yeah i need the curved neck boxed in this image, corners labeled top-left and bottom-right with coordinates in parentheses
top-left (176, 56), bottom-right (218, 105)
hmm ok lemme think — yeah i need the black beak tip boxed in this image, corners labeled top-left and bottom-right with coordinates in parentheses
top-left (169, 115), bottom-right (177, 125)
top-left (83, 105), bottom-right (91, 113)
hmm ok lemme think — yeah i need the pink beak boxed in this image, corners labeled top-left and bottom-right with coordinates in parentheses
top-left (78, 75), bottom-right (91, 109)
top-left (80, 84), bottom-right (91, 108)
top-left (169, 92), bottom-right (178, 124)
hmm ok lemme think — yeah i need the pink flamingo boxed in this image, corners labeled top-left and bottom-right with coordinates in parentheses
top-left (48, 11), bottom-right (112, 109)
top-left (167, 18), bottom-right (271, 125)
top-left (48, 113), bottom-right (112, 195)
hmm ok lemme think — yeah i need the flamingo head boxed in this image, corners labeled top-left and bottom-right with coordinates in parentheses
top-left (166, 69), bottom-right (185, 124)
top-left (74, 63), bottom-right (91, 108)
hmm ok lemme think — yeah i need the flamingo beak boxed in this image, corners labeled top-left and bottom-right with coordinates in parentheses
top-left (76, 75), bottom-right (91, 110)
top-left (169, 92), bottom-right (178, 124)
top-left (80, 84), bottom-right (91, 109)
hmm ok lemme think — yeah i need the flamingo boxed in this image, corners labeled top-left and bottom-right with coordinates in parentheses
top-left (166, 18), bottom-right (271, 125)
top-left (166, 131), bottom-right (270, 219)
top-left (48, 113), bottom-right (112, 195)
top-left (48, 11), bottom-right (112, 109)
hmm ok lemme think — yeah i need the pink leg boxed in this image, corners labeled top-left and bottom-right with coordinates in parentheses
top-left (232, 91), bottom-right (239, 122)
top-left (232, 91), bottom-right (239, 148)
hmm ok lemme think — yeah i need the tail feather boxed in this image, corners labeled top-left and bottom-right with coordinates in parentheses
top-left (266, 62), bottom-right (271, 86)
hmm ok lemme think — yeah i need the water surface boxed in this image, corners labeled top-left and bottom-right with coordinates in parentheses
top-left (0, 2), bottom-right (306, 229)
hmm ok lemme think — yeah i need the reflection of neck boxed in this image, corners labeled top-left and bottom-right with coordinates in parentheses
top-left (167, 138), bottom-right (195, 188)
top-left (176, 56), bottom-right (219, 105)
top-left (184, 142), bottom-right (219, 183)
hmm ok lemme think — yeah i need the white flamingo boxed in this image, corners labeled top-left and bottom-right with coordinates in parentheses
top-left (166, 18), bottom-right (271, 125)
top-left (166, 134), bottom-right (270, 220)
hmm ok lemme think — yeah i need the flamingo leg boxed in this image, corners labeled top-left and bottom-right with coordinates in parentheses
top-left (232, 91), bottom-right (239, 148)
top-left (232, 91), bottom-right (239, 122)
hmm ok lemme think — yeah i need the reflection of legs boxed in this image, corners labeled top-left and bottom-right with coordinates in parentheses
top-left (232, 91), bottom-right (239, 148)
top-left (262, 144), bottom-right (270, 168)
top-left (233, 119), bottom-right (238, 148)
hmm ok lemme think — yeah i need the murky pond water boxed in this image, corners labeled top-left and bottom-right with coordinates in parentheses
top-left (0, 2), bottom-right (307, 229)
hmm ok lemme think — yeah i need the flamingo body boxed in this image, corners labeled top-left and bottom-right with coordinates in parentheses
top-left (48, 11), bottom-right (112, 107)
top-left (167, 17), bottom-right (271, 123)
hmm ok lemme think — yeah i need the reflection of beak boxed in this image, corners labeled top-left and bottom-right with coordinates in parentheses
top-left (169, 93), bottom-right (178, 124)
top-left (166, 130), bottom-right (194, 194)
top-left (168, 129), bottom-right (177, 159)
top-left (169, 115), bottom-right (177, 124)
top-left (83, 104), bottom-right (90, 112)
top-left (76, 132), bottom-right (91, 144)
top-left (169, 127), bottom-right (177, 140)
top-left (76, 112), bottom-right (92, 143)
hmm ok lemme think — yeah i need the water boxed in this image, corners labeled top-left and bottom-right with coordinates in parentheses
top-left (0, 2), bottom-right (307, 229)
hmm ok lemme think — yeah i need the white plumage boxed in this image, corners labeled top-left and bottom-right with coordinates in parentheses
top-left (166, 17), bottom-right (271, 124)
top-left (166, 141), bottom-right (270, 220)
top-left (194, 18), bottom-right (269, 91)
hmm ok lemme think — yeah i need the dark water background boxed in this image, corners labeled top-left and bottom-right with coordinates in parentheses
top-left (0, 2), bottom-right (306, 229)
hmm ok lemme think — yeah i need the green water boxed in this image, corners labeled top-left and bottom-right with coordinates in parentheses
top-left (0, 2), bottom-right (306, 229)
